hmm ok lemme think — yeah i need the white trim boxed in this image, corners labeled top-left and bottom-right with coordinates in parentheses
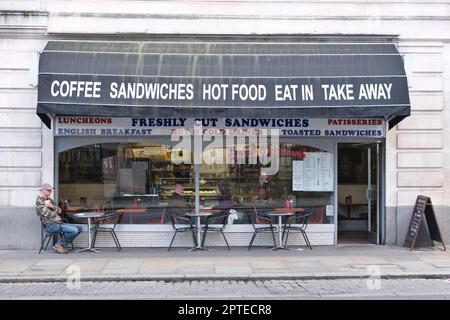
top-left (43, 50), bottom-right (402, 57)
top-left (39, 72), bottom-right (407, 79)
top-left (39, 101), bottom-right (411, 109)
top-left (46, 40), bottom-right (398, 45)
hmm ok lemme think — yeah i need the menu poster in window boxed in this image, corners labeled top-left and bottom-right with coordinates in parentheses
top-left (292, 160), bottom-right (304, 191)
top-left (302, 153), bottom-right (319, 191)
top-left (318, 153), bottom-right (334, 191)
top-left (292, 152), bottom-right (334, 192)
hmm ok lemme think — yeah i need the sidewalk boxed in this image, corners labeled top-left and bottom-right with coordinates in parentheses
top-left (0, 245), bottom-right (449, 283)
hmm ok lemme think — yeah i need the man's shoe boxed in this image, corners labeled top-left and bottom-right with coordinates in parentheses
top-left (62, 244), bottom-right (73, 252)
top-left (53, 243), bottom-right (67, 254)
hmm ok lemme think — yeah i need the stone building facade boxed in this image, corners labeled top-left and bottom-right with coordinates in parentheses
top-left (0, 1), bottom-right (448, 249)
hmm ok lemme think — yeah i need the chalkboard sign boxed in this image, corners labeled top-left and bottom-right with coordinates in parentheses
top-left (404, 195), bottom-right (446, 251)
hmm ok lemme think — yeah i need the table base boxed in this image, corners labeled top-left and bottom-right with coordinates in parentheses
top-left (76, 247), bottom-right (98, 253)
top-left (190, 246), bottom-right (210, 251)
top-left (271, 246), bottom-right (289, 251)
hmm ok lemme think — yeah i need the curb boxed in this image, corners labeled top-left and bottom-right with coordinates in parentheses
top-left (2, 272), bottom-right (450, 283)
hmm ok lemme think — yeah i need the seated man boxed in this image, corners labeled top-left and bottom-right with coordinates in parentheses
top-left (167, 184), bottom-right (192, 215)
top-left (36, 183), bottom-right (82, 254)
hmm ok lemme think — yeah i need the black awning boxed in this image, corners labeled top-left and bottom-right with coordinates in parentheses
top-left (37, 41), bottom-right (410, 129)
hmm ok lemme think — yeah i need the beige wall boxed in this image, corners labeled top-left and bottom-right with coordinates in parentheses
top-left (0, 35), bottom-right (47, 206)
top-left (392, 41), bottom-right (446, 208)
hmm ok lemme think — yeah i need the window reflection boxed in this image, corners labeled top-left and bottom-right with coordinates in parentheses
top-left (58, 142), bottom-right (333, 225)
top-left (199, 143), bottom-right (333, 224)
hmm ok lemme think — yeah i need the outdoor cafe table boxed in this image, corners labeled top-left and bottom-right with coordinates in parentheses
top-left (266, 207), bottom-right (305, 250)
top-left (72, 212), bottom-right (104, 253)
top-left (185, 212), bottom-right (214, 251)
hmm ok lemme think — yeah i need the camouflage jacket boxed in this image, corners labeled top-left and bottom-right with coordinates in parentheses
top-left (36, 196), bottom-right (62, 226)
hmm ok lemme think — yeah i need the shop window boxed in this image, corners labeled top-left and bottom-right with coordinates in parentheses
top-left (199, 142), bottom-right (334, 224)
top-left (58, 141), bottom-right (334, 225)
top-left (58, 142), bottom-right (193, 224)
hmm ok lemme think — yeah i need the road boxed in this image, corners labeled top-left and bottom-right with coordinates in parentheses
top-left (1, 278), bottom-right (450, 299)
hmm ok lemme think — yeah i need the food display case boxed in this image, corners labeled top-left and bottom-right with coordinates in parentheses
top-left (159, 179), bottom-right (218, 202)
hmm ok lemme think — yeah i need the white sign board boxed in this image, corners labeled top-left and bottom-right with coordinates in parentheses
top-left (326, 205), bottom-right (334, 216)
top-left (319, 153), bottom-right (334, 191)
top-left (303, 153), bottom-right (319, 191)
top-left (292, 152), bottom-right (334, 192)
top-left (54, 116), bottom-right (385, 138)
top-left (292, 160), bottom-right (304, 191)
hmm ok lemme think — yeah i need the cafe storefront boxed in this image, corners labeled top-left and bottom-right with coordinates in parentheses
top-left (37, 41), bottom-right (410, 248)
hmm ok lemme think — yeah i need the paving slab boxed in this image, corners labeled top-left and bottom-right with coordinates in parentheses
top-left (104, 259), bottom-right (144, 268)
top-left (287, 267), bottom-right (329, 274)
top-left (348, 257), bottom-right (388, 264)
top-left (70, 265), bottom-right (109, 275)
top-left (34, 259), bottom-right (74, 265)
top-left (253, 269), bottom-right (291, 273)
top-left (68, 260), bottom-right (109, 267)
top-left (0, 259), bottom-right (37, 266)
top-left (351, 264), bottom-right (401, 269)
top-left (249, 261), bottom-right (285, 269)
top-left (283, 261), bottom-right (325, 268)
top-left (312, 272), bottom-right (366, 279)
top-left (215, 266), bottom-right (253, 273)
top-left (395, 261), bottom-right (440, 271)
top-left (142, 258), bottom-right (178, 265)
top-left (21, 270), bottom-right (64, 276)
top-left (175, 269), bottom-right (215, 274)
top-left (100, 268), bottom-right (140, 275)
top-left (319, 261), bottom-right (353, 269)
top-left (0, 266), bottom-right (30, 273)
top-left (426, 261), bottom-right (450, 268)
top-left (334, 267), bottom-right (365, 273)
top-left (0, 245), bottom-right (449, 282)
top-left (0, 272), bottom-right (22, 276)
top-left (138, 268), bottom-right (178, 274)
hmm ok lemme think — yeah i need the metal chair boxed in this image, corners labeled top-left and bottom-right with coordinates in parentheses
top-left (282, 210), bottom-right (313, 250)
top-left (168, 211), bottom-right (197, 251)
top-left (201, 210), bottom-right (231, 250)
top-left (247, 206), bottom-right (277, 250)
top-left (91, 212), bottom-right (124, 251)
top-left (39, 218), bottom-right (66, 253)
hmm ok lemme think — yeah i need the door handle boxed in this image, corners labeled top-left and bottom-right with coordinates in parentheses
top-left (366, 189), bottom-right (371, 200)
